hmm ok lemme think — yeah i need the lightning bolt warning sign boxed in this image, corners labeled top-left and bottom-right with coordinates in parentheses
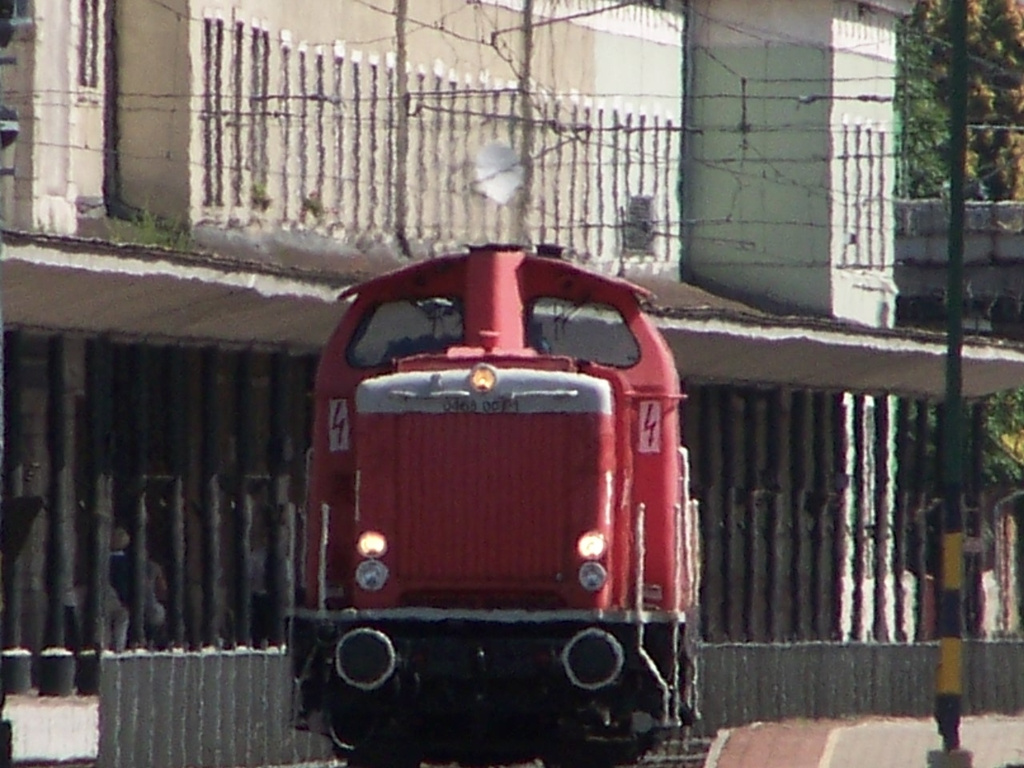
top-left (638, 400), bottom-right (662, 454)
top-left (328, 398), bottom-right (350, 452)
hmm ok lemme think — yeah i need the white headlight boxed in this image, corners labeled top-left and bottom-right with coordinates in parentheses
top-left (578, 561), bottom-right (608, 592)
top-left (355, 559), bottom-right (389, 591)
top-left (357, 530), bottom-right (388, 558)
top-left (576, 530), bottom-right (607, 560)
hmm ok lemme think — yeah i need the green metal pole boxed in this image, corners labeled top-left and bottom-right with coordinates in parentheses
top-left (937, 0), bottom-right (967, 753)
top-left (0, 9), bottom-right (21, 767)
top-left (0, 168), bottom-right (6, 768)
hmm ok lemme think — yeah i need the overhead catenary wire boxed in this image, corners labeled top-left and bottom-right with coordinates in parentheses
top-left (123, 0), bottom-right (1024, 103)
top-left (17, 131), bottom-right (900, 242)
top-left (37, 0), bottom-right (941, 114)
top-left (14, 88), bottom-right (901, 218)
top-left (4, 0), bottom-right (922, 273)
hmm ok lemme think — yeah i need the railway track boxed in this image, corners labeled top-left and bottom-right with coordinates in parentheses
top-left (641, 733), bottom-right (715, 767)
top-left (359, 734), bottom-right (716, 768)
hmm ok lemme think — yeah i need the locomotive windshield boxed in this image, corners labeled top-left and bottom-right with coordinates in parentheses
top-left (347, 296), bottom-right (464, 368)
top-left (526, 297), bottom-right (640, 367)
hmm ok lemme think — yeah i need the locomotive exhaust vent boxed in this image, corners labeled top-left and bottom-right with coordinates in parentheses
top-left (335, 628), bottom-right (397, 691)
top-left (561, 628), bottom-right (624, 690)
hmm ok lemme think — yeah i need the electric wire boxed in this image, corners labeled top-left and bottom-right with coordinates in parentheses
top-left (0, 0), bottom-right (944, 274)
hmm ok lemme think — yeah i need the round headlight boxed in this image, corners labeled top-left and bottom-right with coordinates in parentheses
top-left (355, 559), bottom-right (389, 592)
top-left (578, 562), bottom-right (608, 592)
top-left (356, 530), bottom-right (388, 558)
top-left (469, 364), bottom-right (497, 393)
top-left (576, 530), bottom-right (607, 560)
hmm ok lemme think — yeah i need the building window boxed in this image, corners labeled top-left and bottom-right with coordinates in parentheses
top-left (623, 195), bottom-right (655, 253)
top-left (78, 0), bottom-right (99, 89)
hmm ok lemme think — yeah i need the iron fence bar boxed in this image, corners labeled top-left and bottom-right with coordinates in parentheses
top-left (40, 336), bottom-right (72, 694)
top-left (234, 350), bottom-right (254, 647)
top-left (201, 348), bottom-right (222, 648)
top-left (268, 352), bottom-right (290, 647)
top-left (128, 345), bottom-right (149, 650)
top-left (167, 347), bottom-right (187, 648)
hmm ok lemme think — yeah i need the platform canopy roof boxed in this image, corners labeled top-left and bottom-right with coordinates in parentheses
top-left (5, 232), bottom-right (1024, 399)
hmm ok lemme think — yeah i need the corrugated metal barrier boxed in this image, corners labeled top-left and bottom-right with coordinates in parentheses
top-left (696, 641), bottom-right (1024, 735)
top-left (98, 649), bottom-right (331, 768)
top-left (94, 642), bottom-right (1024, 766)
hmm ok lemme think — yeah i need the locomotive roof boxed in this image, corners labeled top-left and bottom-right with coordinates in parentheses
top-left (336, 249), bottom-right (653, 303)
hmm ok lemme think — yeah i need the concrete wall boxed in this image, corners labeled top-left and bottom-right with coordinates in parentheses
top-left (1, 0), bottom-right (106, 233)
top-left (686, 26), bottom-right (833, 313)
top-left (896, 200), bottom-right (1024, 306)
top-left (117, 0), bottom-right (192, 220)
top-left (107, 0), bottom-right (685, 276)
top-left (828, 3), bottom-right (900, 327)
top-left (685, 0), bottom-right (909, 325)
top-left (3, 0), bottom-right (683, 270)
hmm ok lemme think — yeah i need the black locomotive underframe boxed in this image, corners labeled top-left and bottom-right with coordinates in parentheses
top-left (290, 613), bottom-right (690, 765)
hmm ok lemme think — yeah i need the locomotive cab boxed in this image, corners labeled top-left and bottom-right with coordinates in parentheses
top-left (291, 245), bottom-right (699, 768)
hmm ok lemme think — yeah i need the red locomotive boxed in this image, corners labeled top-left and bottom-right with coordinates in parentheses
top-left (291, 244), bottom-right (700, 768)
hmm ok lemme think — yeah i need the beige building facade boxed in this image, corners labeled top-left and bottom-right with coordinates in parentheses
top-left (5, 0), bottom-right (687, 279)
top-left (4, 0), bottom-right (914, 302)
top-left (3, 0), bottom-right (106, 232)
top-left (685, 0), bottom-right (913, 327)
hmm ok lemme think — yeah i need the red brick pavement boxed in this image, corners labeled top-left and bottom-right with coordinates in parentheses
top-left (706, 720), bottom-right (839, 768)
top-left (705, 716), bottom-right (1024, 768)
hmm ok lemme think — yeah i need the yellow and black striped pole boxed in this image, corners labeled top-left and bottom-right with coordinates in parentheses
top-left (936, 0), bottom-right (966, 754)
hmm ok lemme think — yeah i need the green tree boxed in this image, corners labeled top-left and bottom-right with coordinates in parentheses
top-left (899, 2), bottom-right (1024, 485)
top-left (984, 389), bottom-right (1024, 485)
top-left (897, 6), bottom-right (949, 198)
top-left (899, 0), bottom-right (1024, 201)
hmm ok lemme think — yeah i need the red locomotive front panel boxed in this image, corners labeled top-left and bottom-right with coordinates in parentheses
top-left (291, 246), bottom-right (696, 768)
top-left (353, 367), bottom-right (616, 610)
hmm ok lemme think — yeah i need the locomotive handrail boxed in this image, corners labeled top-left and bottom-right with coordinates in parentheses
top-left (634, 502), bottom-right (677, 727)
top-left (318, 502), bottom-right (331, 613)
top-left (509, 389), bottom-right (579, 399)
top-left (635, 502), bottom-right (647, 618)
top-left (386, 388), bottom-right (580, 400)
top-left (624, 391), bottom-right (687, 401)
top-left (388, 389), bottom-right (474, 399)
top-left (672, 499), bottom-right (684, 726)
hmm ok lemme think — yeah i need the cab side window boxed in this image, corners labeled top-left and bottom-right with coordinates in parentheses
top-left (347, 297), bottom-right (464, 368)
top-left (526, 298), bottom-right (640, 367)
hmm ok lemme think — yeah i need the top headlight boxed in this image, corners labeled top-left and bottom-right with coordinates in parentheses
top-left (469, 364), bottom-right (497, 393)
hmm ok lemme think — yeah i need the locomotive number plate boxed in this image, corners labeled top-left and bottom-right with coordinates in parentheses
top-left (441, 396), bottom-right (519, 414)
